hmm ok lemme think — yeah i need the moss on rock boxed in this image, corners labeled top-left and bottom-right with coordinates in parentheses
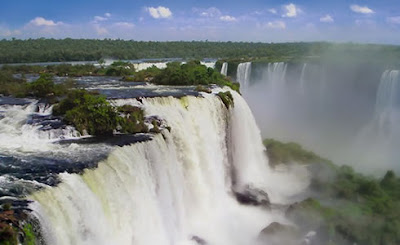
top-left (217, 91), bottom-right (234, 109)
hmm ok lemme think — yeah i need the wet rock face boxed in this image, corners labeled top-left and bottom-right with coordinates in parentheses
top-left (258, 222), bottom-right (300, 245)
top-left (191, 235), bottom-right (207, 245)
top-left (233, 186), bottom-right (270, 207)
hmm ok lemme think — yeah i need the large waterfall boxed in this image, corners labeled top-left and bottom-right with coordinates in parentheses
top-left (236, 61), bottom-right (400, 174)
top-left (27, 91), bottom-right (308, 245)
top-left (236, 62), bottom-right (251, 89)
top-left (374, 70), bottom-right (400, 134)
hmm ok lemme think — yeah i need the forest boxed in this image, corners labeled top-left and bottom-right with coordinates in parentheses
top-left (1, 38), bottom-right (400, 64)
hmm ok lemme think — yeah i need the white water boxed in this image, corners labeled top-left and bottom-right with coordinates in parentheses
top-left (133, 62), bottom-right (168, 71)
top-left (354, 70), bottom-right (400, 172)
top-left (30, 92), bottom-right (309, 245)
top-left (236, 62), bottom-right (252, 89)
top-left (266, 62), bottom-right (287, 91)
top-left (374, 70), bottom-right (400, 133)
top-left (130, 61), bottom-right (215, 72)
top-left (221, 62), bottom-right (228, 76)
top-left (0, 102), bottom-right (80, 153)
top-left (299, 63), bottom-right (307, 95)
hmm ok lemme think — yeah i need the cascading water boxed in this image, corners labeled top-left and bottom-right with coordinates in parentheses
top-left (221, 62), bottom-right (228, 76)
top-left (236, 62), bottom-right (252, 89)
top-left (0, 102), bottom-right (79, 153)
top-left (238, 60), bottom-right (400, 174)
top-left (299, 63), bottom-right (307, 95)
top-left (266, 62), bottom-right (287, 90)
top-left (374, 70), bottom-right (400, 135)
top-left (28, 91), bottom-right (309, 245)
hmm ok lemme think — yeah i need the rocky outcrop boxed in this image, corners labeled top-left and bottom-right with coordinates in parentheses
top-left (191, 235), bottom-right (207, 245)
top-left (258, 222), bottom-right (299, 245)
top-left (233, 185), bottom-right (270, 207)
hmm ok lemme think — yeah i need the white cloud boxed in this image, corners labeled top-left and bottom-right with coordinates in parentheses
top-left (282, 3), bottom-right (299, 18)
top-left (387, 16), bottom-right (400, 24)
top-left (268, 8), bottom-right (277, 14)
top-left (29, 17), bottom-right (62, 26)
top-left (114, 22), bottom-right (135, 28)
top-left (197, 7), bottom-right (222, 18)
top-left (220, 15), bottom-right (236, 22)
top-left (320, 14), bottom-right (334, 23)
top-left (350, 5), bottom-right (374, 14)
top-left (267, 20), bottom-right (286, 29)
top-left (147, 6), bottom-right (172, 19)
top-left (94, 16), bottom-right (107, 22)
top-left (93, 13), bottom-right (112, 23)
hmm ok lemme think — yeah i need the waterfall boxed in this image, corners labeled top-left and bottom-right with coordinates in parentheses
top-left (28, 91), bottom-right (307, 245)
top-left (236, 62), bottom-right (252, 89)
top-left (221, 62), bottom-right (228, 76)
top-left (375, 70), bottom-right (400, 115)
top-left (299, 63), bottom-right (307, 94)
top-left (266, 62), bottom-right (287, 90)
top-left (371, 70), bottom-right (400, 137)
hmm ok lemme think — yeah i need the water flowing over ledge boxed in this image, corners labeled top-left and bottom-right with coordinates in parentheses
top-left (27, 91), bottom-right (308, 245)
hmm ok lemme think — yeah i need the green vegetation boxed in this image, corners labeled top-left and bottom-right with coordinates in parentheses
top-left (117, 105), bottom-right (148, 134)
top-left (217, 91), bottom-right (234, 108)
top-left (149, 120), bottom-right (161, 134)
top-left (1, 61), bottom-right (135, 77)
top-left (151, 60), bottom-right (240, 93)
top-left (0, 72), bottom-right (71, 100)
top-left (53, 90), bottom-right (149, 136)
top-left (195, 85), bottom-right (212, 93)
top-left (1, 39), bottom-right (399, 67)
top-left (104, 61), bottom-right (135, 76)
top-left (26, 73), bottom-right (67, 98)
top-left (53, 90), bottom-right (120, 135)
top-left (0, 71), bottom-right (27, 97)
top-left (22, 224), bottom-right (35, 245)
top-left (0, 39), bottom-right (321, 63)
top-left (122, 65), bottom-right (161, 82)
top-left (0, 62), bottom-right (238, 135)
top-left (265, 138), bottom-right (400, 245)
top-left (0, 207), bottom-right (36, 245)
top-left (263, 138), bottom-right (327, 166)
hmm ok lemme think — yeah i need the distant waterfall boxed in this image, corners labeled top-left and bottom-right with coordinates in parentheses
top-left (299, 63), bottom-right (307, 94)
top-left (374, 70), bottom-right (400, 135)
top-left (221, 62), bottom-right (228, 76)
top-left (375, 70), bottom-right (400, 114)
top-left (29, 91), bottom-right (305, 245)
top-left (266, 62), bottom-right (287, 90)
top-left (236, 62), bottom-right (252, 89)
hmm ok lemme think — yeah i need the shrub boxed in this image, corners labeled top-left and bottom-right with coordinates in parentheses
top-left (217, 91), bottom-right (234, 108)
top-left (118, 105), bottom-right (148, 134)
top-left (0, 70), bottom-right (27, 97)
top-left (263, 138), bottom-right (324, 166)
top-left (54, 90), bottom-right (119, 135)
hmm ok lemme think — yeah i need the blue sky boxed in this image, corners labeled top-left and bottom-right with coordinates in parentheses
top-left (0, 0), bottom-right (399, 44)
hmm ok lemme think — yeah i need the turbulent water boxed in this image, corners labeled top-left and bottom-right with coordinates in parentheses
top-left (235, 61), bottom-right (400, 174)
top-left (0, 87), bottom-right (309, 245)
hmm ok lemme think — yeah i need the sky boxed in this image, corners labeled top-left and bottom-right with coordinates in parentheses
top-left (0, 0), bottom-right (399, 44)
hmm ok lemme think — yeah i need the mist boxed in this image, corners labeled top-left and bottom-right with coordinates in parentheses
top-left (236, 48), bottom-right (400, 175)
